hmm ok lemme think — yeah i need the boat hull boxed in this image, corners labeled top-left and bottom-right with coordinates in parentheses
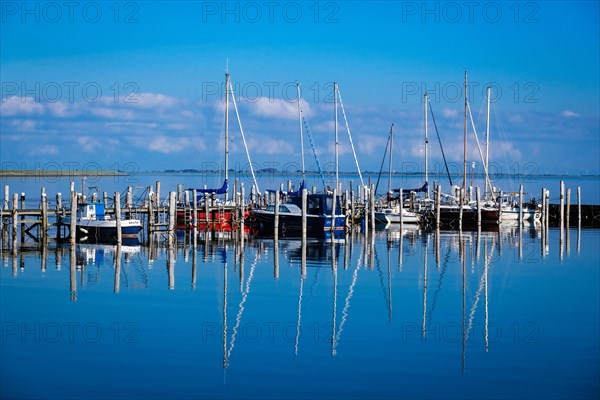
top-left (77, 219), bottom-right (142, 242)
top-left (374, 210), bottom-right (421, 224)
top-left (250, 211), bottom-right (345, 238)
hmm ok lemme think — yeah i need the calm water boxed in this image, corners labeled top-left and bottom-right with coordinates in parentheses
top-left (2, 173), bottom-right (599, 205)
top-left (1, 226), bottom-right (599, 399)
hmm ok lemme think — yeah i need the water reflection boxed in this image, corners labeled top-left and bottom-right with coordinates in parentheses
top-left (0, 222), bottom-right (597, 385)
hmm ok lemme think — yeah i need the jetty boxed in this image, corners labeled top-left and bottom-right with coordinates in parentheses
top-left (0, 179), bottom-right (598, 254)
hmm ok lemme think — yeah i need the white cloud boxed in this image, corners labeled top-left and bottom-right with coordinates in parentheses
top-left (442, 108), bottom-right (459, 118)
top-left (562, 110), bottom-right (579, 118)
top-left (28, 144), bottom-right (58, 156)
top-left (1, 96), bottom-right (45, 116)
top-left (127, 135), bottom-right (194, 154)
top-left (90, 107), bottom-right (135, 120)
top-left (77, 136), bottom-right (103, 153)
top-left (249, 97), bottom-right (309, 120)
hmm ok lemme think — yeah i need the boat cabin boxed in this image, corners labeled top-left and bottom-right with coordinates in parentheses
top-left (289, 193), bottom-right (343, 216)
top-left (78, 202), bottom-right (109, 221)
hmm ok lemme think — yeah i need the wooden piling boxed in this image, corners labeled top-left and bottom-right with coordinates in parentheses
top-left (126, 187), bottom-right (132, 209)
top-left (20, 193), bottom-right (25, 243)
top-left (498, 190), bottom-right (503, 222)
top-left (41, 189), bottom-right (48, 237)
top-left (177, 184), bottom-right (183, 204)
top-left (331, 188), bottom-right (337, 233)
top-left (240, 186), bottom-right (245, 244)
top-left (115, 192), bottom-right (122, 244)
top-left (192, 190), bottom-right (198, 230)
top-left (566, 188), bottom-right (571, 227)
top-left (518, 185), bottom-right (524, 226)
top-left (147, 188), bottom-right (154, 241)
top-left (458, 188), bottom-right (464, 231)
top-left (56, 193), bottom-right (62, 240)
top-left (545, 190), bottom-right (550, 227)
top-left (363, 186), bottom-right (369, 235)
top-left (168, 192), bottom-right (176, 245)
top-left (301, 189), bottom-right (307, 238)
top-left (436, 185), bottom-right (441, 228)
top-left (577, 186), bottom-right (581, 228)
top-left (541, 188), bottom-right (546, 226)
top-left (12, 193), bottom-right (18, 247)
top-left (559, 180), bottom-right (565, 228)
top-left (369, 184), bottom-right (375, 233)
top-left (399, 187), bottom-right (404, 225)
top-left (204, 193), bottom-right (210, 230)
top-left (3, 185), bottom-right (8, 211)
top-left (476, 186), bottom-right (481, 227)
top-left (350, 190), bottom-right (355, 229)
top-left (274, 190), bottom-right (280, 239)
top-left (156, 181), bottom-right (161, 207)
top-left (69, 191), bottom-right (77, 245)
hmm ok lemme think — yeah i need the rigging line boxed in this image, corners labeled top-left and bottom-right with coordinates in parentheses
top-left (374, 126), bottom-right (392, 196)
top-left (228, 79), bottom-right (260, 193)
top-left (466, 236), bottom-right (495, 340)
top-left (467, 101), bottom-right (495, 197)
top-left (493, 106), bottom-right (516, 192)
top-left (336, 85), bottom-right (365, 187)
top-left (373, 243), bottom-right (391, 318)
top-left (333, 253), bottom-right (362, 353)
top-left (427, 243), bottom-right (451, 326)
top-left (302, 115), bottom-right (327, 190)
top-left (294, 274), bottom-right (304, 356)
top-left (428, 100), bottom-right (453, 187)
top-left (227, 248), bottom-right (260, 360)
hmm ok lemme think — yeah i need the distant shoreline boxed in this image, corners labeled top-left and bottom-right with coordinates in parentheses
top-left (0, 170), bottom-right (126, 177)
top-left (0, 170), bottom-right (598, 179)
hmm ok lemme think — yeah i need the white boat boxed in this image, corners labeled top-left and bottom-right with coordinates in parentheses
top-left (67, 202), bottom-right (143, 242)
top-left (375, 205), bottom-right (421, 224)
top-left (498, 197), bottom-right (541, 221)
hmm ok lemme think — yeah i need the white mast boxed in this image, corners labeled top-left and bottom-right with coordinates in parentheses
top-left (297, 83), bottom-right (305, 179)
top-left (224, 71), bottom-right (230, 202)
top-left (334, 82), bottom-right (339, 192)
top-left (485, 86), bottom-right (491, 197)
top-left (463, 71), bottom-right (468, 199)
top-left (388, 124), bottom-right (394, 195)
top-left (424, 92), bottom-right (429, 198)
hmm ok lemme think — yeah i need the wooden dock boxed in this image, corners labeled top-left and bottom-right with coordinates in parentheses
top-left (1, 180), bottom-right (596, 252)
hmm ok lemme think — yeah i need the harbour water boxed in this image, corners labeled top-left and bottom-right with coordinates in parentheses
top-left (1, 224), bottom-right (598, 399)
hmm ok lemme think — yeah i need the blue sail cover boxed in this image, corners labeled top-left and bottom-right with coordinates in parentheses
top-left (287, 180), bottom-right (305, 197)
top-left (393, 182), bottom-right (428, 195)
top-left (266, 180), bottom-right (305, 197)
top-left (188, 179), bottom-right (228, 197)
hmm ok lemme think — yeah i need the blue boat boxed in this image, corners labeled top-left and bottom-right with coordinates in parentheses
top-left (250, 193), bottom-right (346, 238)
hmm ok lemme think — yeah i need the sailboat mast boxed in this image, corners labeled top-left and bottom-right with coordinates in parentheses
top-left (388, 124), bottom-right (394, 195)
top-left (485, 85), bottom-right (491, 197)
top-left (334, 82), bottom-right (339, 192)
top-left (224, 72), bottom-right (230, 201)
top-left (463, 71), bottom-right (468, 201)
top-left (424, 92), bottom-right (429, 198)
top-left (297, 83), bottom-right (305, 178)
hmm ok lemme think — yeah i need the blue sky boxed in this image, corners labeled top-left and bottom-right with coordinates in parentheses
top-left (1, 1), bottom-right (599, 175)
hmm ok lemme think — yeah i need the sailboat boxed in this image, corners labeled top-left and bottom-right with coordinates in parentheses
top-left (477, 85), bottom-right (541, 223)
top-left (177, 71), bottom-right (259, 229)
top-left (374, 124), bottom-right (422, 224)
top-left (250, 82), bottom-right (347, 237)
